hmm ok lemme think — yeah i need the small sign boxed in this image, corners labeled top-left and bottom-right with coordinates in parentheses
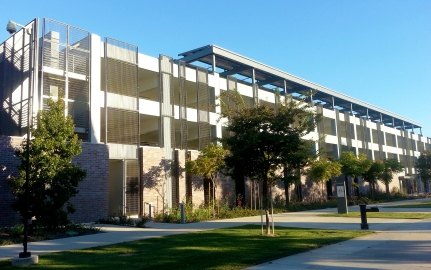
top-left (337, 186), bottom-right (345, 197)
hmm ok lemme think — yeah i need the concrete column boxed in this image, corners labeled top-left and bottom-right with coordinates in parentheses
top-left (90, 34), bottom-right (101, 143)
top-left (160, 55), bottom-right (173, 209)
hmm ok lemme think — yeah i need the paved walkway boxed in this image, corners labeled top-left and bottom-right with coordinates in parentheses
top-left (1, 198), bottom-right (431, 269)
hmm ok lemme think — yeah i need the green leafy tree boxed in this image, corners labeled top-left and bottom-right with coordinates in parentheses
top-left (380, 158), bottom-right (404, 195)
top-left (186, 143), bottom-right (228, 215)
top-left (363, 161), bottom-right (385, 197)
top-left (282, 139), bottom-right (316, 204)
top-left (222, 94), bottom-right (318, 235)
top-left (307, 158), bottom-right (342, 200)
top-left (218, 89), bottom-right (249, 205)
top-left (416, 151), bottom-right (431, 192)
top-left (10, 98), bottom-right (86, 229)
top-left (339, 152), bottom-right (372, 197)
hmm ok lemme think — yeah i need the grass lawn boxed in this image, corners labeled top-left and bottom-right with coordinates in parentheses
top-left (320, 212), bottom-right (431, 219)
top-left (384, 202), bottom-right (431, 209)
top-left (0, 225), bottom-right (369, 270)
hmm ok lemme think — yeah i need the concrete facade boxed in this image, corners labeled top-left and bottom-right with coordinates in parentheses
top-left (1, 18), bottom-right (430, 225)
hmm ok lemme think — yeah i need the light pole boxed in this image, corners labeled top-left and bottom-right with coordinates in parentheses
top-left (6, 19), bottom-right (34, 259)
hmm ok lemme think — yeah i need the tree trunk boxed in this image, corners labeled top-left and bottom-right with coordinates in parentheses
top-left (212, 179), bottom-right (216, 217)
top-left (354, 176), bottom-right (360, 197)
top-left (373, 182), bottom-right (377, 198)
top-left (296, 183), bottom-right (303, 202)
top-left (262, 178), bottom-right (271, 235)
top-left (344, 175), bottom-right (350, 197)
top-left (234, 170), bottom-right (245, 206)
top-left (326, 178), bottom-right (333, 200)
top-left (385, 183), bottom-right (390, 196)
top-left (297, 168), bottom-right (303, 201)
top-left (284, 180), bottom-right (290, 208)
top-left (322, 182), bottom-right (325, 201)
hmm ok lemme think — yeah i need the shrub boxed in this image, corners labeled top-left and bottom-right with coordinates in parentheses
top-left (98, 216), bottom-right (149, 227)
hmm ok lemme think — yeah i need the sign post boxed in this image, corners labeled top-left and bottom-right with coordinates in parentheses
top-left (336, 178), bottom-right (348, 214)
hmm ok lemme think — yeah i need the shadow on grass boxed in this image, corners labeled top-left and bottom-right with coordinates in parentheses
top-left (0, 225), bottom-right (368, 270)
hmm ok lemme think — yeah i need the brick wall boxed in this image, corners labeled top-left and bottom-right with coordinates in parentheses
top-left (0, 136), bottom-right (109, 226)
top-left (69, 142), bottom-right (109, 223)
top-left (0, 135), bottom-right (23, 226)
top-left (141, 146), bottom-right (166, 214)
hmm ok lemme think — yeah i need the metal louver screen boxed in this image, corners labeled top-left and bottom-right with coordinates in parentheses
top-left (344, 112), bottom-right (353, 148)
top-left (68, 101), bottom-right (89, 139)
top-left (42, 25), bottom-right (66, 70)
top-left (159, 55), bottom-right (174, 150)
top-left (172, 150), bottom-right (180, 207)
top-left (106, 38), bottom-right (137, 64)
top-left (68, 78), bottom-right (89, 101)
top-left (197, 68), bottom-right (210, 149)
top-left (107, 108), bottom-right (139, 144)
top-left (253, 83), bottom-right (259, 106)
top-left (100, 108), bottom-right (106, 143)
top-left (0, 20), bottom-right (35, 136)
top-left (226, 76), bottom-right (238, 111)
top-left (359, 118), bottom-right (367, 150)
top-left (41, 19), bottom-right (91, 141)
top-left (178, 61), bottom-right (187, 149)
top-left (106, 58), bottom-right (138, 97)
top-left (185, 151), bottom-right (192, 204)
top-left (104, 38), bottom-right (139, 146)
top-left (126, 160), bottom-right (139, 216)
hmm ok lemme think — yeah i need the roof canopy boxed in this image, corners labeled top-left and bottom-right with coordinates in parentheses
top-left (178, 45), bottom-right (421, 131)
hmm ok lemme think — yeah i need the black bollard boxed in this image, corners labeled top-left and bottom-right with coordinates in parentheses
top-left (180, 203), bottom-right (186, 224)
top-left (359, 204), bottom-right (369, 230)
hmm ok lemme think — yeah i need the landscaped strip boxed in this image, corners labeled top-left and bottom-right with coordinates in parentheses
top-left (0, 225), bottom-right (369, 270)
top-left (320, 212), bottom-right (431, 219)
top-left (384, 202), bottom-right (431, 208)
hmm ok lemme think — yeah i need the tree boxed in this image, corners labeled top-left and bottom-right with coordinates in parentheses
top-left (363, 161), bottom-right (385, 197)
top-left (282, 139), bottom-right (316, 204)
top-left (339, 152), bottom-right (372, 197)
top-left (416, 151), bottom-right (431, 193)
top-left (185, 143), bottom-right (228, 215)
top-left (380, 158), bottom-right (403, 195)
top-left (307, 158), bottom-right (342, 200)
top-left (222, 94), bottom-right (318, 235)
top-left (10, 98), bottom-right (86, 229)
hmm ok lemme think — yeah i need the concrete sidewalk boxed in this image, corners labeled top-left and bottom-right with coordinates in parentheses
top-left (1, 198), bottom-right (431, 269)
top-left (249, 198), bottom-right (431, 270)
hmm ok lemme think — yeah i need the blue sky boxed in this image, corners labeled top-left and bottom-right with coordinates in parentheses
top-left (2, 0), bottom-right (430, 137)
